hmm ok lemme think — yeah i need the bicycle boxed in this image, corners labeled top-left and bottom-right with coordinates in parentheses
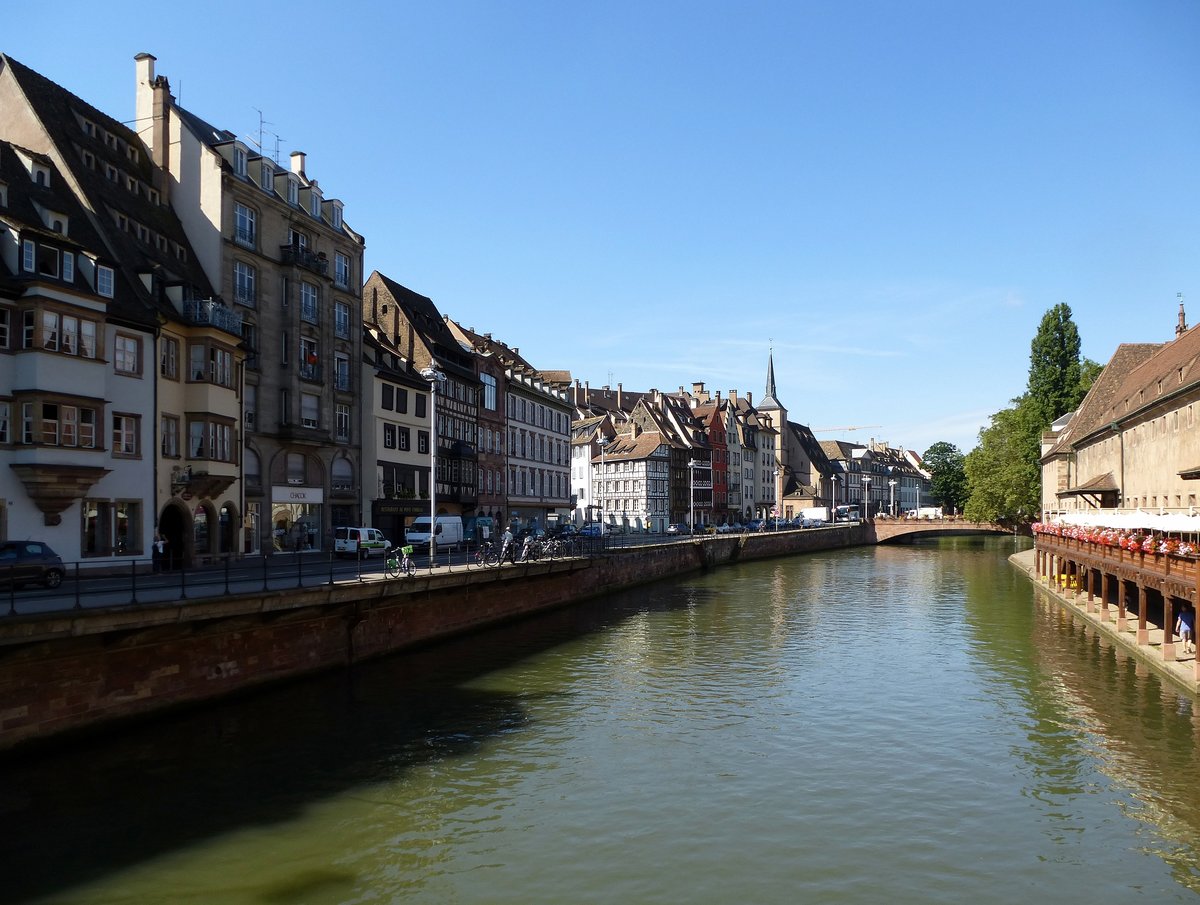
top-left (385, 544), bottom-right (416, 578)
top-left (473, 541), bottom-right (500, 568)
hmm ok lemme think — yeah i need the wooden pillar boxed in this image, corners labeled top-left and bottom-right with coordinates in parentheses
top-left (1163, 595), bottom-right (1176, 661)
top-left (1085, 566), bottom-right (1095, 612)
top-left (1117, 579), bottom-right (1128, 631)
top-left (1136, 583), bottom-right (1149, 645)
top-left (1099, 572), bottom-right (1110, 622)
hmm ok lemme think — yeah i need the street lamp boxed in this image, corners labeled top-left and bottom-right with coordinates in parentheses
top-left (773, 468), bottom-right (782, 530)
top-left (420, 364), bottom-right (446, 566)
top-left (862, 475), bottom-right (872, 520)
top-left (888, 478), bottom-right (897, 517)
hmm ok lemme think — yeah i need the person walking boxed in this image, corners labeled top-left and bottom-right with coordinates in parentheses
top-left (500, 526), bottom-right (515, 564)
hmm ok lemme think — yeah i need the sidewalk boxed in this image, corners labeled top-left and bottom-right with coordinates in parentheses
top-left (1010, 548), bottom-right (1200, 695)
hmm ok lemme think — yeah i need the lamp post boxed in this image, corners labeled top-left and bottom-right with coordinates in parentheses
top-left (862, 475), bottom-right (872, 520)
top-left (888, 478), bottom-right (897, 517)
top-left (773, 468), bottom-right (782, 530)
top-left (420, 364), bottom-right (446, 566)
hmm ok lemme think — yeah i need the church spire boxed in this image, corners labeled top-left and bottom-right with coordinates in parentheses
top-left (1177, 292), bottom-right (1189, 338)
top-left (760, 346), bottom-right (782, 411)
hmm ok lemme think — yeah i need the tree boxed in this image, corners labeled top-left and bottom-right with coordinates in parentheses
top-left (922, 441), bottom-right (968, 513)
top-left (1027, 303), bottom-right (1084, 429)
top-left (963, 397), bottom-right (1042, 524)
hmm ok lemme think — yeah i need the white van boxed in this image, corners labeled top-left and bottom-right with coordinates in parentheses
top-left (405, 515), bottom-right (464, 549)
top-left (334, 526), bottom-right (390, 558)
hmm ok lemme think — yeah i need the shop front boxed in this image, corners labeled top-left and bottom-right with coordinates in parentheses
top-left (271, 485), bottom-right (324, 552)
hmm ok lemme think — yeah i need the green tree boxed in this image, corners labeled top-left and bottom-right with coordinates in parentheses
top-left (963, 397), bottom-right (1042, 524)
top-left (922, 441), bottom-right (968, 514)
top-left (1027, 303), bottom-right (1084, 429)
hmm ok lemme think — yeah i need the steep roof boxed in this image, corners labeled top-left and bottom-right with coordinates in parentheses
top-left (0, 54), bottom-right (216, 312)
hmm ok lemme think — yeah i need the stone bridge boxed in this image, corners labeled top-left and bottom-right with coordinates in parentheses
top-left (870, 518), bottom-right (1015, 544)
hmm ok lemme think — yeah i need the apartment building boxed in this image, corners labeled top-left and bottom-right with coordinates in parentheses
top-left (133, 54), bottom-right (365, 553)
top-left (0, 55), bottom-right (243, 568)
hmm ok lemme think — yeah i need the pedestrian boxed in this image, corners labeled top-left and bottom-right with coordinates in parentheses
top-left (152, 532), bottom-right (167, 573)
top-left (500, 526), bottom-right (515, 564)
top-left (1177, 603), bottom-right (1195, 654)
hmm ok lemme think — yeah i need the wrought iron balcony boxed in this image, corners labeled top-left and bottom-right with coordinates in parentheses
top-left (279, 245), bottom-right (328, 276)
top-left (183, 299), bottom-right (243, 338)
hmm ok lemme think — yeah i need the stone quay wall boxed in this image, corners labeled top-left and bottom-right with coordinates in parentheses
top-left (0, 526), bottom-right (865, 753)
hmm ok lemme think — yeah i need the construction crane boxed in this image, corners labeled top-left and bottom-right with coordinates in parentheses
top-left (812, 425), bottom-right (882, 433)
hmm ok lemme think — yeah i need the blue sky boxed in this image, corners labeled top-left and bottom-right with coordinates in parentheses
top-left (12, 0), bottom-right (1200, 454)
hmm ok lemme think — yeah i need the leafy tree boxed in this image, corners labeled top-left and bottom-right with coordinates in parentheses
top-left (963, 397), bottom-right (1042, 524)
top-left (922, 441), bottom-right (968, 513)
top-left (1027, 303), bottom-right (1084, 429)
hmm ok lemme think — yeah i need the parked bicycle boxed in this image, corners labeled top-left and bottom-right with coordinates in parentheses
top-left (385, 544), bottom-right (416, 578)
top-left (472, 541), bottom-right (500, 568)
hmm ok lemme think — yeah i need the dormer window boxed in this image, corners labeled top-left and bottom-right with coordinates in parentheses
top-left (260, 161), bottom-right (274, 194)
top-left (97, 265), bottom-right (114, 298)
top-left (22, 240), bottom-right (59, 277)
top-left (330, 203), bottom-right (343, 230)
top-left (287, 176), bottom-right (299, 205)
top-left (33, 166), bottom-right (49, 187)
top-left (310, 189), bottom-right (321, 218)
top-left (233, 146), bottom-right (248, 177)
top-left (63, 252), bottom-right (74, 283)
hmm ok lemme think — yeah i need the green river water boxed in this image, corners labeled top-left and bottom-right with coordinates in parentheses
top-left (4, 536), bottom-right (1200, 903)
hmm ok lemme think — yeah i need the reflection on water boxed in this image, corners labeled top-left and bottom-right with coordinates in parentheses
top-left (4, 536), bottom-right (1200, 903)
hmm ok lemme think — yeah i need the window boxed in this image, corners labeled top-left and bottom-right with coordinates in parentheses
top-left (61, 315), bottom-right (79, 355)
top-left (244, 384), bottom-right (257, 428)
top-left (62, 253), bottom-right (74, 283)
top-left (300, 282), bottom-right (318, 323)
top-left (234, 203), bottom-right (256, 247)
top-left (287, 177), bottom-right (299, 205)
top-left (279, 389), bottom-right (290, 425)
top-left (242, 323), bottom-right (258, 369)
top-left (81, 320), bottom-right (96, 358)
top-left (331, 203), bottom-right (343, 230)
top-left (21, 400), bottom-right (97, 447)
top-left (418, 430), bottom-right (429, 454)
top-left (310, 189), bottom-right (321, 218)
top-left (260, 161), bottom-right (274, 193)
top-left (288, 229), bottom-right (307, 251)
top-left (82, 500), bottom-right (142, 558)
top-left (0, 401), bottom-right (8, 443)
top-left (395, 387), bottom-right (408, 414)
top-left (287, 453), bottom-right (305, 484)
top-left (22, 240), bottom-right (34, 272)
top-left (97, 265), bottom-right (114, 298)
top-left (0, 309), bottom-right (7, 350)
top-left (233, 146), bottom-right (247, 176)
top-left (161, 414), bottom-right (179, 457)
top-left (301, 393), bottom-right (319, 428)
top-left (384, 424), bottom-right (396, 449)
top-left (234, 260), bottom-right (256, 306)
top-left (334, 353), bottom-right (350, 391)
top-left (381, 384), bottom-right (394, 411)
top-left (416, 393), bottom-right (427, 419)
top-left (113, 413), bottom-right (140, 456)
top-left (41, 311), bottom-right (59, 351)
top-left (335, 253), bottom-right (350, 288)
top-left (300, 338), bottom-right (320, 379)
top-left (335, 403), bottom-right (350, 441)
top-left (332, 457), bottom-right (353, 491)
top-left (334, 300), bottom-right (350, 338)
top-left (114, 334), bottom-right (140, 374)
top-left (398, 427), bottom-right (410, 451)
top-left (188, 418), bottom-right (234, 462)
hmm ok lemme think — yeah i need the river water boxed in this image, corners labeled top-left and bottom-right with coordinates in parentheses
top-left (5, 536), bottom-right (1200, 904)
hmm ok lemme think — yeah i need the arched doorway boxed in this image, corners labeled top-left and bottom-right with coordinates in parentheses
top-left (157, 502), bottom-right (190, 570)
top-left (218, 501), bottom-right (240, 555)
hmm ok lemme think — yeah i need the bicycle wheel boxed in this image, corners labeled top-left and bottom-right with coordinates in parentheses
top-left (385, 559), bottom-right (400, 579)
top-left (403, 558), bottom-right (416, 577)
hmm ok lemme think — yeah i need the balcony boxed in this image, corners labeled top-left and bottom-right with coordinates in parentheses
top-left (280, 245), bottom-right (328, 276)
top-left (299, 362), bottom-right (322, 382)
top-left (184, 299), bottom-right (243, 338)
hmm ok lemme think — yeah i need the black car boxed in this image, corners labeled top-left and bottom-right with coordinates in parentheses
top-left (0, 540), bottom-right (66, 588)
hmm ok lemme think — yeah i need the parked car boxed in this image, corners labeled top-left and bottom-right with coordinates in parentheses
top-left (0, 540), bottom-right (66, 588)
top-left (579, 524), bottom-right (603, 537)
top-left (745, 519), bottom-right (764, 532)
top-left (666, 523), bottom-right (688, 535)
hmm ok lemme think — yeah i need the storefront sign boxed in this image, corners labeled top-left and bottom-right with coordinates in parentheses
top-left (271, 486), bottom-right (325, 504)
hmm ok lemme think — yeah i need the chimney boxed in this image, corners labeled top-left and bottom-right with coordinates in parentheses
top-left (747, 391), bottom-right (753, 405)
top-left (631, 422), bottom-right (641, 438)
top-left (730, 389), bottom-right (738, 403)
top-left (617, 383), bottom-right (623, 409)
top-left (290, 151), bottom-right (307, 178)
top-left (135, 53), bottom-right (171, 194)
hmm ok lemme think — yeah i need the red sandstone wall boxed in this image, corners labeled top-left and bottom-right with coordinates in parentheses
top-left (0, 529), bottom-right (863, 753)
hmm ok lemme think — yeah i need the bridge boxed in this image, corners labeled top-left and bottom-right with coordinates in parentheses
top-left (870, 518), bottom-right (1015, 544)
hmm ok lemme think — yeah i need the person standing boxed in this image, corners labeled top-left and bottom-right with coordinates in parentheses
top-left (152, 533), bottom-right (167, 573)
top-left (1177, 603), bottom-right (1195, 655)
top-left (500, 526), bottom-right (515, 564)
